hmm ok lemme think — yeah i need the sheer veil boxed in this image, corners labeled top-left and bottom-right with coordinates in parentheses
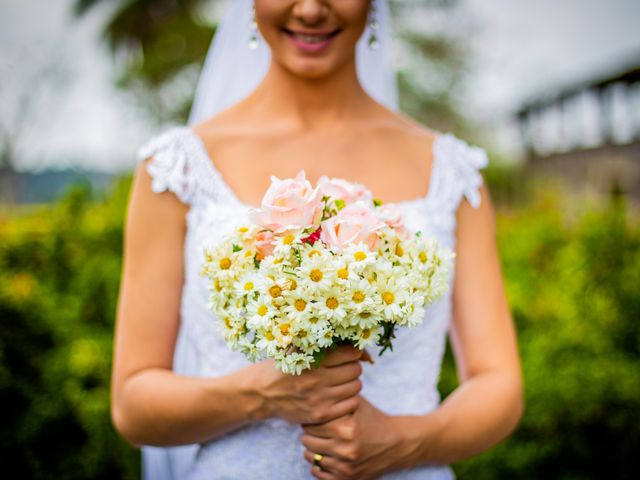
top-left (187, 0), bottom-right (399, 125)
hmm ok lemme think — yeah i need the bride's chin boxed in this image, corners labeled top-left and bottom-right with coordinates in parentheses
top-left (279, 54), bottom-right (341, 78)
top-left (286, 64), bottom-right (336, 80)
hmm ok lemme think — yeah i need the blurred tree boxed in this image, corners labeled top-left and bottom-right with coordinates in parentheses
top-left (388, 0), bottom-right (468, 133)
top-left (74, 0), bottom-right (467, 131)
top-left (73, 0), bottom-right (216, 124)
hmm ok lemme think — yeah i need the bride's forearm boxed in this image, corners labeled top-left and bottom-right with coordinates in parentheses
top-left (112, 365), bottom-right (266, 447)
top-left (393, 370), bottom-right (523, 468)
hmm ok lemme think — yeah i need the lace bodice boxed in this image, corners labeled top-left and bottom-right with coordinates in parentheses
top-left (136, 125), bottom-right (488, 480)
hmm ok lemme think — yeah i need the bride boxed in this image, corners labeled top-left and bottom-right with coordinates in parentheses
top-left (111, 0), bottom-right (523, 478)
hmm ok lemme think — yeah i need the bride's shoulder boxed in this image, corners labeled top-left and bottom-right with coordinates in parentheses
top-left (135, 123), bottom-right (211, 206)
top-left (379, 105), bottom-right (486, 156)
top-left (378, 107), bottom-right (490, 209)
top-left (373, 106), bottom-right (439, 146)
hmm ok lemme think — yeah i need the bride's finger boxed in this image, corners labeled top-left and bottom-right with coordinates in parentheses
top-left (310, 463), bottom-right (339, 480)
top-left (303, 449), bottom-right (354, 480)
top-left (360, 348), bottom-right (374, 364)
top-left (300, 433), bottom-right (339, 459)
top-left (302, 414), bottom-right (341, 438)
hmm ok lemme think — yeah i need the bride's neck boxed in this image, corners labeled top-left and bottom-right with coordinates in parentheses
top-left (242, 59), bottom-right (374, 130)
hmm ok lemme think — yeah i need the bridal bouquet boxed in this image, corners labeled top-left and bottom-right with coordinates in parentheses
top-left (200, 171), bottom-right (454, 374)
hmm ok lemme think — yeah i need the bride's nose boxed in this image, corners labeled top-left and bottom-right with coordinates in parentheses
top-left (292, 0), bottom-right (329, 24)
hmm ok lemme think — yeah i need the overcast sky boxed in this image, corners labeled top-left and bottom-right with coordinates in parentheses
top-left (1, 0), bottom-right (639, 172)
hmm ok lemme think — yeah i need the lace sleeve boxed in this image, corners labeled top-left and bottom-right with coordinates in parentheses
top-left (136, 127), bottom-right (197, 205)
top-left (438, 133), bottom-right (489, 210)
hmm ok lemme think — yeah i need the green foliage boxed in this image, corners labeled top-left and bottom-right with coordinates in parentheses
top-left (0, 178), bottom-right (138, 479)
top-left (1, 173), bottom-right (638, 478)
top-left (439, 189), bottom-right (639, 479)
top-left (74, 0), bottom-right (213, 86)
top-left (482, 160), bottom-right (534, 207)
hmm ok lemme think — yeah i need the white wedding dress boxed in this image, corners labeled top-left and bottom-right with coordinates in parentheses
top-left (135, 125), bottom-right (488, 480)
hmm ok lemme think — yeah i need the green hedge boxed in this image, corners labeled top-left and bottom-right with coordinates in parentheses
top-left (440, 187), bottom-right (639, 479)
top-left (1, 174), bottom-right (637, 479)
top-left (0, 180), bottom-right (138, 479)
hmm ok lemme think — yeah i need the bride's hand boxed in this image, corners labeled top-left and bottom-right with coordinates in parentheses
top-left (252, 345), bottom-right (368, 425)
top-left (300, 396), bottom-right (407, 480)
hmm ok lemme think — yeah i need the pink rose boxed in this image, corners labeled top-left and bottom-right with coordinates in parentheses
top-left (320, 202), bottom-right (386, 251)
top-left (317, 175), bottom-right (373, 206)
top-left (254, 230), bottom-right (275, 259)
top-left (375, 204), bottom-right (411, 240)
top-left (249, 170), bottom-right (324, 234)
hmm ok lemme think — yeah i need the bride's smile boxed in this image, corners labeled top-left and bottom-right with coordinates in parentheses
top-left (282, 27), bottom-right (342, 53)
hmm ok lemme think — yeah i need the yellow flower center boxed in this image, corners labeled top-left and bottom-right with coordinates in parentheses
top-left (219, 257), bottom-right (231, 269)
top-left (283, 234), bottom-right (295, 245)
top-left (279, 323), bottom-right (290, 335)
top-left (419, 251), bottom-right (428, 263)
top-left (223, 317), bottom-right (232, 329)
top-left (310, 269), bottom-right (323, 282)
top-left (273, 257), bottom-right (283, 264)
top-left (354, 251), bottom-right (367, 261)
top-left (285, 279), bottom-right (297, 290)
top-left (337, 268), bottom-right (349, 280)
top-left (269, 285), bottom-right (282, 297)
top-left (395, 244), bottom-right (404, 256)
top-left (361, 329), bottom-right (371, 339)
top-left (353, 291), bottom-right (365, 303)
top-left (360, 312), bottom-right (371, 318)
top-left (326, 297), bottom-right (339, 309)
top-left (244, 282), bottom-right (254, 291)
top-left (308, 249), bottom-right (321, 257)
top-left (310, 317), bottom-right (319, 324)
top-left (294, 299), bottom-right (307, 311)
top-left (265, 331), bottom-right (275, 340)
top-left (245, 250), bottom-right (253, 257)
top-left (298, 329), bottom-right (307, 338)
top-left (257, 305), bottom-right (268, 316)
top-left (382, 291), bottom-right (395, 305)
top-left (214, 279), bottom-right (222, 292)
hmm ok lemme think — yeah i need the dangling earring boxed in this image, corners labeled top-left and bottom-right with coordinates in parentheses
top-left (248, 3), bottom-right (259, 50)
top-left (367, 0), bottom-right (380, 50)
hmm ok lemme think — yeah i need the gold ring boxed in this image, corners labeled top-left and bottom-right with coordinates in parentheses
top-left (313, 452), bottom-right (324, 469)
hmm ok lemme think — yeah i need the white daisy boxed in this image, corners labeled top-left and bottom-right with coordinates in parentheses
top-left (297, 252), bottom-right (336, 294)
top-left (313, 285), bottom-right (349, 323)
top-left (275, 351), bottom-right (315, 376)
top-left (333, 258), bottom-right (359, 285)
top-left (238, 338), bottom-right (263, 363)
top-left (246, 297), bottom-right (277, 330)
top-left (373, 274), bottom-right (409, 322)
top-left (281, 293), bottom-right (313, 324)
top-left (352, 325), bottom-right (381, 349)
top-left (256, 328), bottom-right (280, 357)
top-left (232, 271), bottom-right (261, 298)
top-left (342, 242), bottom-right (377, 271)
top-left (272, 231), bottom-right (303, 258)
